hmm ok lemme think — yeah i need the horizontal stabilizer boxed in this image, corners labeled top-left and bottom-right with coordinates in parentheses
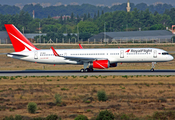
top-left (7, 53), bottom-right (28, 57)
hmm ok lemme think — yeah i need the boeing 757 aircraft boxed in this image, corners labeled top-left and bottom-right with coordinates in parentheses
top-left (5, 24), bottom-right (174, 72)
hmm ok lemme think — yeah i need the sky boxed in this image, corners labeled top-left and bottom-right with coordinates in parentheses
top-left (0, 0), bottom-right (175, 6)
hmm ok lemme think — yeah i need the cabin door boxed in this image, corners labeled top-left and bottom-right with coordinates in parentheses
top-left (120, 50), bottom-right (124, 58)
top-left (153, 50), bottom-right (157, 58)
top-left (34, 51), bottom-right (38, 59)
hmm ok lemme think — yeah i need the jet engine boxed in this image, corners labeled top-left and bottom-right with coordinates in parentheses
top-left (90, 60), bottom-right (110, 69)
top-left (89, 60), bottom-right (118, 69)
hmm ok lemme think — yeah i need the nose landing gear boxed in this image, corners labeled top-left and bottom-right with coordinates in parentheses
top-left (150, 68), bottom-right (154, 72)
top-left (150, 62), bottom-right (156, 72)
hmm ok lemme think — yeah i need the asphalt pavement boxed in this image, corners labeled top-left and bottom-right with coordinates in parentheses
top-left (0, 69), bottom-right (174, 76)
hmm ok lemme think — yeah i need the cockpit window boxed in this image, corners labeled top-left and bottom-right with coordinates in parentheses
top-left (162, 52), bottom-right (169, 55)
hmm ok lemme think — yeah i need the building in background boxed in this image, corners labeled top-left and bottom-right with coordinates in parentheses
top-left (89, 30), bottom-right (174, 43)
top-left (52, 15), bottom-right (71, 20)
top-left (126, 0), bottom-right (131, 12)
top-left (0, 31), bottom-right (46, 44)
top-left (0, 31), bottom-right (10, 44)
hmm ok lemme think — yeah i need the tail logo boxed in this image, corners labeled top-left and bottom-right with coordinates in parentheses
top-left (125, 49), bottom-right (130, 53)
top-left (5, 24), bottom-right (39, 52)
top-left (9, 32), bottom-right (36, 51)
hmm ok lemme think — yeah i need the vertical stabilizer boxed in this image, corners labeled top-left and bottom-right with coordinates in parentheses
top-left (5, 24), bottom-right (39, 52)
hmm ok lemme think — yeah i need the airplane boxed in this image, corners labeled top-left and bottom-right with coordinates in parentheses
top-left (4, 24), bottom-right (174, 72)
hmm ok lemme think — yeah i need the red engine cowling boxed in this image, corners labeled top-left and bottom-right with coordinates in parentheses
top-left (93, 60), bottom-right (110, 69)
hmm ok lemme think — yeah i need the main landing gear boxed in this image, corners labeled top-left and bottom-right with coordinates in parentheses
top-left (80, 68), bottom-right (94, 72)
top-left (150, 62), bottom-right (156, 72)
top-left (80, 62), bottom-right (94, 72)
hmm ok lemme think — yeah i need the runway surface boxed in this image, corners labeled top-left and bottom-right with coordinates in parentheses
top-left (0, 69), bottom-right (175, 76)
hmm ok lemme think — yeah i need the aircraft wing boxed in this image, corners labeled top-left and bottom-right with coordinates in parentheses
top-left (51, 46), bottom-right (107, 62)
top-left (63, 56), bottom-right (107, 62)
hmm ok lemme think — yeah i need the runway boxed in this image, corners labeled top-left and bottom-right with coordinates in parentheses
top-left (0, 69), bottom-right (175, 76)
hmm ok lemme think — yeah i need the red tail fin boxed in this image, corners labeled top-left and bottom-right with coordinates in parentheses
top-left (5, 24), bottom-right (39, 52)
top-left (51, 46), bottom-right (59, 56)
top-left (79, 43), bottom-right (83, 49)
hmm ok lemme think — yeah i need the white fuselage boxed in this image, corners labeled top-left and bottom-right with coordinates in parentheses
top-left (7, 48), bottom-right (174, 65)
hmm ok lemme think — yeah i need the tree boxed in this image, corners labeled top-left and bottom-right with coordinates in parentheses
top-left (79, 32), bottom-right (92, 41)
top-left (88, 13), bottom-right (90, 19)
top-left (41, 24), bottom-right (62, 33)
top-left (98, 10), bottom-right (100, 18)
top-left (71, 12), bottom-right (74, 21)
top-left (102, 10), bottom-right (104, 15)
top-left (60, 14), bottom-right (63, 25)
top-left (76, 14), bottom-right (81, 23)
top-left (27, 18), bottom-right (41, 33)
top-left (94, 13), bottom-right (97, 20)
top-left (18, 10), bottom-right (32, 26)
top-left (97, 90), bottom-right (107, 101)
top-left (142, 9), bottom-right (152, 27)
top-left (83, 13), bottom-right (87, 21)
top-left (161, 14), bottom-right (172, 26)
top-left (55, 93), bottom-right (62, 104)
top-left (27, 102), bottom-right (37, 114)
top-left (0, 3), bottom-right (173, 19)
top-left (96, 110), bottom-right (114, 120)
top-left (46, 114), bottom-right (58, 120)
top-left (0, 5), bottom-right (20, 15)
top-left (150, 24), bottom-right (165, 30)
top-left (135, 3), bottom-right (148, 11)
top-left (77, 21), bottom-right (99, 34)
top-left (133, 19), bottom-right (141, 29)
top-left (74, 115), bottom-right (88, 120)
top-left (167, 8), bottom-right (175, 23)
top-left (153, 14), bottom-right (162, 24)
top-left (154, 11), bottom-right (158, 16)
top-left (132, 8), bottom-right (139, 19)
top-left (48, 15), bottom-right (51, 18)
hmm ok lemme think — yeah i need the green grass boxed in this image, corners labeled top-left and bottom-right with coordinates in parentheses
top-left (120, 86), bottom-right (125, 89)
top-left (61, 88), bottom-right (69, 91)
top-left (47, 79), bottom-right (52, 81)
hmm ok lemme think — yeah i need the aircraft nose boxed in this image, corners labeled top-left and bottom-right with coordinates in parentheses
top-left (169, 55), bottom-right (174, 61)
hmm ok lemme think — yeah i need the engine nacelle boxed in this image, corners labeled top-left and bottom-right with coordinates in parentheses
top-left (92, 60), bottom-right (110, 69)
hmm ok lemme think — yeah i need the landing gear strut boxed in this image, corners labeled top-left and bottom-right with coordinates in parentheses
top-left (150, 62), bottom-right (156, 72)
top-left (80, 63), bottom-right (94, 72)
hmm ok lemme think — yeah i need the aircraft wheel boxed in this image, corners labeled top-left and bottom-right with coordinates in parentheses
top-left (150, 68), bottom-right (154, 72)
top-left (85, 68), bottom-right (89, 72)
top-left (80, 69), bottom-right (85, 72)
